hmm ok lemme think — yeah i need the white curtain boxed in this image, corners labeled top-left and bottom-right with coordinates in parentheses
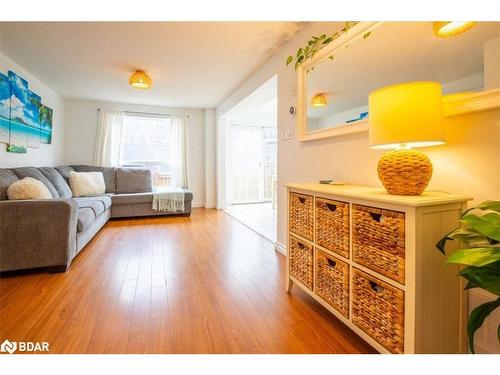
top-left (93, 110), bottom-right (124, 167)
top-left (169, 116), bottom-right (189, 188)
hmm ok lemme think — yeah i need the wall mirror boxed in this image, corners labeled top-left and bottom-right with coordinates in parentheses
top-left (297, 21), bottom-right (500, 141)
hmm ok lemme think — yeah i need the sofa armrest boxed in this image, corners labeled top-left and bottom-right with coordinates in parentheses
top-left (0, 198), bottom-right (78, 272)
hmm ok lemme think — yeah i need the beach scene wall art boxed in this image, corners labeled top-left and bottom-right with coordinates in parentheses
top-left (8, 71), bottom-right (29, 153)
top-left (26, 91), bottom-right (42, 148)
top-left (40, 105), bottom-right (53, 144)
top-left (1, 70), bottom-right (53, 154)
top-left (0, 73), bottom-right (10, 144)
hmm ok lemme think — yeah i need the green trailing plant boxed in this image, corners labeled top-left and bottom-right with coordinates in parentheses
top-left (436, 200), bottom-right (500, 353)
top-left (286, 21), bottom-right (372, 70)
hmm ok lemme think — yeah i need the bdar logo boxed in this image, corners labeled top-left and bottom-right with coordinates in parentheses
top-left (0, 339), bottom-right (17, 354)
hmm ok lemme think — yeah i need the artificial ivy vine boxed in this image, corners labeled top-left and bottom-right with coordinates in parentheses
top-left (286, 21), bottom-right (372, 70)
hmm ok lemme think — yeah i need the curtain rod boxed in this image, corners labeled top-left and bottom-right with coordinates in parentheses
top-left (97, 108), bottom-right (190, 119)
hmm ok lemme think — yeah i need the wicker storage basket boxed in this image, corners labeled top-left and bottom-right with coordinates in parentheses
top-left (315, 198), bottom-right (349, 258)
top-left (352, 268), bottom-right (405, 354)
top-left (289, 192), bottom-right (314, 241)
top-left (315, 249), bottom-right (349, 318)
top-left (289, 236), bottom-right (314, 290)
top-left (352, 204), bottom-right (405, 284)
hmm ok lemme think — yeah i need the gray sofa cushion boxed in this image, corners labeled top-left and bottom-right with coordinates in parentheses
top-left (74, 195), bottom-right (111, 233)
top-left (0, 169), bottom-right (19, 201)
top-left (71, 165), bottom-right (117, 193)
top-left (116, 168), bottom-right (152, 194)
top-left (77, 207), bottom-right (96, 232)
top-left (74, 196), bottom-right (112, 214)
top-left (111, 192), bottom-right (154, 205)
top-left (111, 189), bottom-right (193, 205)
top-left (55, 166), bottom-right (75, 185)
top-left (38, 167), bottom-right (73, 199)
top-left (12, 167), bottom-right (60, 198)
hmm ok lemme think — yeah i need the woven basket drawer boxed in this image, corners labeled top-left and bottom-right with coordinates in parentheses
top-left (352, 268), bottom-right (405, 354)
top-left (315, 249), bottom-right (349, 318)
top-left (315, 198), bottom-right (349, 258)
top-left (289, 235), bottom-right (314, 290)
top-left (289, 192), bottom-right (314, 241)
top-left (352, 204), bottom-right (405, 284)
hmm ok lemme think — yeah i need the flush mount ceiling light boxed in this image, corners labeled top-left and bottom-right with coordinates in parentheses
top-left (129, 70), bottom-right (152, 89)
top-left (433, 21), bottom-right (476, 38)
top-left (311, 93), bottom-right (327, 107)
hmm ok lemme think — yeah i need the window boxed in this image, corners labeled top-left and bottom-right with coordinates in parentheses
top-left (119, 115), bottom-right (172, 187)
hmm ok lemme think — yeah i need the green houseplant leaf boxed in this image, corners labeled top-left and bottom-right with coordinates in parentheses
top-left (436, 200), bottom-right (500, 353)
top-left (435, 227), bottom-right (488, 255)
top-left (459, 262), bottom-right (500, 296)
top-left (467, 297), bottom-right (500, 353)
top-left (462, 213), bottom-right (500, 241)
top-left (446, 247), bottom-right (500, 267)
top-left (462, 200), bottom-right (500, 217)
top-left (476, 201), bottom-right (500, 213)
top-left (286, 21), bottom-right (368, 69)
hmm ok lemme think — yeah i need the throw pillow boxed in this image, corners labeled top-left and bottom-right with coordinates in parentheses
top-left (7, 177), bottom-right (52, 200)
top-left (69, 171), bottom-right (106, 197)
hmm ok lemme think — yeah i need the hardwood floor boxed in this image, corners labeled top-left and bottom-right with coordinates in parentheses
top-left (0, 208), bottom-right (376, 354)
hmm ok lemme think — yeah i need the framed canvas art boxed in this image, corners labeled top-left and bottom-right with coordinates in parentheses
top-left (8, 71), bottom-right (29, 153)
top-left (40, 104), bottom-right (53, 144)
top-left (0, 72), bottom-right (10, 144)
top-left (26, 90), bottom-right (41, 148)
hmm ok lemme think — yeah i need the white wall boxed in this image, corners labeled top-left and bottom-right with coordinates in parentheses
top-left (64, 98), bottom-right (208, 207)
top-left (216, 22), bottom-right (500, 249)
top-left (0, 50), bottom-right (65, 168)
top-left (204, 108), bottom-right (216, 208)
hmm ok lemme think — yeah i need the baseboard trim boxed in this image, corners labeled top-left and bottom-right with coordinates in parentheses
top-left (275, 241), bottom-right (287, 256)
top-left (192, 201), bottom-right (206, 208)
top-left (204, 203), bottom-right (217, 209)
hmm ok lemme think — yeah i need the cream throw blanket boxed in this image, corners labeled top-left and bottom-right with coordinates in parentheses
top-left (152, 186), bottom-right (185, 213)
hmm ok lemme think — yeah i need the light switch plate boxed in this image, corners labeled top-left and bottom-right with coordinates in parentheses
top-left (283, 128), bottom-right (294, 140)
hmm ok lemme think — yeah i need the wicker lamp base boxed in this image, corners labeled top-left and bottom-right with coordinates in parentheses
top-left (377, 149), bottom-right (433, 196)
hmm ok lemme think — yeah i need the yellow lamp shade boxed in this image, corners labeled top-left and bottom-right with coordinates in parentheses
top-left (129, 70), bottom-right (152, 89)
top-left (311, 93), bottom-right (327, 107)
top-left (433, 21), bottom-right (476, 38)
top-left (369, 81), bottom-right (445, 150)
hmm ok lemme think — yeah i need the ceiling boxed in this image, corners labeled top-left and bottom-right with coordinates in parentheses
top-left (0, 22), bottom-right (303, 108)
top-left (224, 75), bottom-right (277, 127)
top-left (307, 21), bottom-right (500, 121)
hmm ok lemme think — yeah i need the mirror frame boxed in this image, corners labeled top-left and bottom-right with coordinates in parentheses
top-left (296, 21), bottom-right (500, 142)
top-left (296, 21), bottom-right (382, 142)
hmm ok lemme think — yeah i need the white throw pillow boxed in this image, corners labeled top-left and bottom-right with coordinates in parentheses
top-left (69, 171), bottom-right (106, 197)
top-left (7, 177), bottom-right (52, 200)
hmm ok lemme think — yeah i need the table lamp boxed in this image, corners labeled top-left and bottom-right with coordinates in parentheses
top-left (369, 81), bottom-right (445, 195)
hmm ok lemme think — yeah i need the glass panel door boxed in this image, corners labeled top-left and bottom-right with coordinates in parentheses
top-left (230, 125), bottom-right (264, 204)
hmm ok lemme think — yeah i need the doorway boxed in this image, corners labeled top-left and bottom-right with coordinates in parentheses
top-left (229, 124), bottom-right (277, 205)
top-left (219, 76), bottom-right (278, 243)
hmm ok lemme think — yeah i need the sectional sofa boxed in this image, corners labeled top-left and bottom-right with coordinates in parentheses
top-left (0, 165), bottom-right (193, 273)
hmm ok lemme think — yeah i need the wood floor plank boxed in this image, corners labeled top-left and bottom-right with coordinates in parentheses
top-left (0, 208), bottom-right (376, 354)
